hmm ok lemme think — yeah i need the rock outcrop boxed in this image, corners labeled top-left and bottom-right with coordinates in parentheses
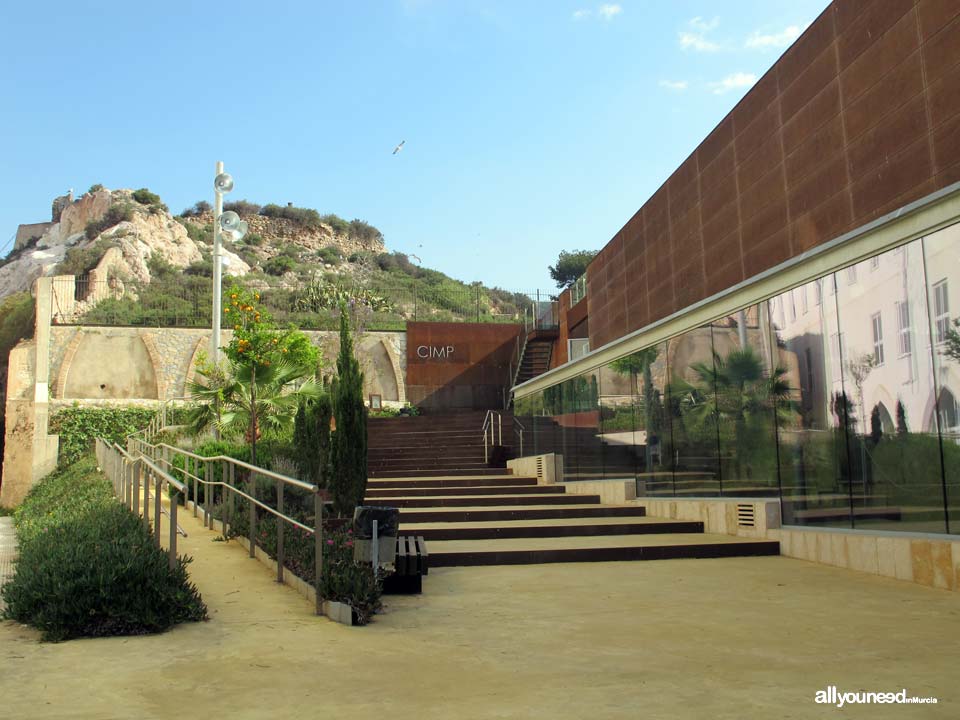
top-left (0, 188), bottom-right (251, 300)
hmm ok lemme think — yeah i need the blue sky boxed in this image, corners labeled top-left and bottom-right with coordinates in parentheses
top-left (0, 0), bottom-right (829, 292)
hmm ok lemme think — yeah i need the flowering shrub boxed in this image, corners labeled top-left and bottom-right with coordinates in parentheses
top-left (229, 511), bottom-right (382, 624)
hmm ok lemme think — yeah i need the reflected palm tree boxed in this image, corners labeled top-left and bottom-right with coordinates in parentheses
top-left (671, 347), bottom-right (793, 480)
top-left (611, 347), bottom-right (660, 472)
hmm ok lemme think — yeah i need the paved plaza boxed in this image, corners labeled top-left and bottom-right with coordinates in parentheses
top-left (1, 506), bottom-right (957, 719)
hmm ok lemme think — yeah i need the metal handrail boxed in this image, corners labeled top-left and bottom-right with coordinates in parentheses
top-left (482, 410), bottom-right (504, 463)
top-left (96, 439), bottom-right (189, 570)
top-left (513, 417), bottom-right (526, 457)
top-left (128, 437), bottom-right (325, 615)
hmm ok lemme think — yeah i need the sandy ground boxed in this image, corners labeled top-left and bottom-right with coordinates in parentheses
top-left (1, 506), bottom-right (958, 720)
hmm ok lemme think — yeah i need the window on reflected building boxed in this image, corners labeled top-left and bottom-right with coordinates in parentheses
top-left (871, 312), bottom-right (884, 365)
top-left (897, 300), bottom-right (912, 355)
top-left (934, 280), bottom-right (950, 343)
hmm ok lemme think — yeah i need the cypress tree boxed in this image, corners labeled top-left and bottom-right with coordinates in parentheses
top-left (293, 393), bottom-right (332, 488)
top-left (331, 307), bottom-right (367, 516)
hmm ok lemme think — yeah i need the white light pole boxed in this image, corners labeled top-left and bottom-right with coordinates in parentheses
top-left (211, 162), bottom-right (247, 362)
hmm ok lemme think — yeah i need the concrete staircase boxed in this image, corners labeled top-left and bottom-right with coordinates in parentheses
top-left (367, 411), bottom-right (511, 478)
top-left (364, 474), bottom-right (779, 567)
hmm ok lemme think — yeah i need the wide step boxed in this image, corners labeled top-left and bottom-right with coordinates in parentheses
top-left (427, 534), bottom-right (780, 567)
top-left (400, 517), bottom-right (704, 541)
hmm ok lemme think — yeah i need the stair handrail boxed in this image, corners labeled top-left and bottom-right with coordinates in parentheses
top-left (513, 417), bottom-right (525, 457)
top-left (482, 410), bottom-right (504, 463)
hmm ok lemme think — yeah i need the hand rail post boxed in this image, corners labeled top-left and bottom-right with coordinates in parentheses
top-left (221, 462), bottom-right (229, 536)
top-left (169, 490), bottom-right (179, 570)
top-left (204, 461), bottom-right (211, 528)
top-left (276, 479), bottom-right (285, 584)
top-left (153, 474), bottom-right (162, 547)
top-left (229, 463), bottom-right (236, 536)
top-left (314, 490), bottom-right (323, 615)
top-left (143, 463), bottom-right (151, 531)
top-left (133, 459), bottom-right (141, 517)
top-left (248, 469), bottom-right (257, 559)
top-left (192, 457), bottom-right (199, 518)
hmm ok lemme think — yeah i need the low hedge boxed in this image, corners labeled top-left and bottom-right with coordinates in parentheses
top-left (1, 457), bottom-right (207, 642)
top-left (50, 406), bottom-right (157, 467)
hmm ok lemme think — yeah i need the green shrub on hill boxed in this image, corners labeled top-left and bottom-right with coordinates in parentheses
top-left (132, 188), bottom-right (166, 210)
top-left (224, 199), bottom-right (262, 215)
top-left (261, 204), bottom-right (323, 229)
top-left (84, 203), bottom-right (135, 241)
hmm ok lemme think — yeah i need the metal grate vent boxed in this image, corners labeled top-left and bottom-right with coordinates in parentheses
top-left (535, 457), bottom-right (544, 480)
top-left (736, 503), bottom-right (755, 528)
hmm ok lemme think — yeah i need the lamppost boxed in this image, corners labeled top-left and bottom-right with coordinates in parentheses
top-left (211, 161), bottom-right (248, 361)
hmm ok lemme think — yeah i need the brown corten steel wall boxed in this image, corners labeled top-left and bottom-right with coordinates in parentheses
top-left (584, 0), bottom-right (960, 350)
top-left (405, 322), bottom-right (522, 410)
top-left (551, 290), bottom-right (571, 369)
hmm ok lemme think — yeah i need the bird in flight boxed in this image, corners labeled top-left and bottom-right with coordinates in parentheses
top-left (392, 140), bottom-right (405, 155)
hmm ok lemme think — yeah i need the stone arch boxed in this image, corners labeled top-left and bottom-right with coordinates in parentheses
top-left (62, 331), bottom-right (159, 400)
top-left (184, 336), bottom-right (211, 396)
top-left (380, 337), bottom-right (405, 403)
top-left (54, 329), bottom-right (83, 399)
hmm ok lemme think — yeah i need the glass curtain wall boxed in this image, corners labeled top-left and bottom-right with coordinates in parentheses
top-left (520, 220), bottom-right (960, 535)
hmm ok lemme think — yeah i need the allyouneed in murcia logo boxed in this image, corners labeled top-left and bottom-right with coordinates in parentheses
top-left (815, 686), bottom-right (939, 707)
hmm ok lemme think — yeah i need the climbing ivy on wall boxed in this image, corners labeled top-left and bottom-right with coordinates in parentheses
top-left (50, 406), bottom-right (156, 466)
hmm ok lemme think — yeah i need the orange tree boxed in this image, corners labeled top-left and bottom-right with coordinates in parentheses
top-left (220, 285), bottom-right (319, 465)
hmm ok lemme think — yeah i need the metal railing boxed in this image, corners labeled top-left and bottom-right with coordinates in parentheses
top-left (482, 410), bottom-right (504, 463)
top-left (513, 417), bottom-right (526, 457)
top-left (50, 274), bottom-right (553, 332)
top-left (128, 437), bottom-right (325, 615)
top-left (127, 396), bottom-right (193, 444)
top-left (95, 439), bottom-right (188, 570)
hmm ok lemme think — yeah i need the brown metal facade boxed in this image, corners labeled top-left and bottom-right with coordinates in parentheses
top-left (405, 322), bottom-right (522, 409)
top-left (583, 0), bottom-right (960, 350)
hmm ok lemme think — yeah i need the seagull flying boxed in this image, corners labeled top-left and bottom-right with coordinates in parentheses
top-left (392, 140), bottom-right (405, 155)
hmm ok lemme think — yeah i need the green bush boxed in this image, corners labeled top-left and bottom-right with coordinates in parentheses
top-left (55, 238), bottom-right (116, 275)
top-left (2, 458), bottom-right (207, 641)
top-left (318, 528), bottom-right (382, 624)
top-left (180, 200), bottom-right (212, 217)
top-left (260, 204), bottom-right (323, 230)
top-left (50, 406), bottom-right (156, 467)
top-left (132, 188), bottom-right (167, 210)
top-left (84, 203), bottom-right (135, 241)
top-left (223, 199), bottom-right (261, 215)
top-left (317, 245), bottom-right (341, 265)
top-left (87, 183), bottom-right (105, 194)
top-left (348, 218), bottom-right (383, 245)
top-left (244, 232), bottom-right (264, 246)
top-left (264, 255), bottom-right (297, 276)
top-left (185, 260), bottom-right (213, 277)
top-left (319, 213), bottom-right (350, 235)
top-left (177, 218), bottom-right (213, 246)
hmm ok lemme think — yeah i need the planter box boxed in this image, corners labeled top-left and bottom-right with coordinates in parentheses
top-left (322, 600), bottom-right (357, 626)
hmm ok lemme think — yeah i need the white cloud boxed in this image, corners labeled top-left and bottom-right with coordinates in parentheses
top-left (572, 9), bottom-right (591, 20)
top-left (745, 24), bottom-right (803, 50)
top-left (709, 72), bottom-right (757, 94)
top-left (679, 16), bottom-right (721, 52)
top-left (659, 80), bottom-right (689, 91)
top-left (598, 4), bottom-right (622, 20)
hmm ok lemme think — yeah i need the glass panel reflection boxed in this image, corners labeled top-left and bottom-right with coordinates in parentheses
top-left (710, 305), bottom-right (782, 496)
top-left (666, 324), bottom-right (722, 496)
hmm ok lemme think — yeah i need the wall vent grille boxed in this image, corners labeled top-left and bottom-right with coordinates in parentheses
top-left (535, 457), bottom-right (544, 480)
top-left (737, 504), bottom-right (755, 528)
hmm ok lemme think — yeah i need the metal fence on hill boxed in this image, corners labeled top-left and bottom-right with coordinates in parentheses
top-left (51, 275), bottom-right (560, 332)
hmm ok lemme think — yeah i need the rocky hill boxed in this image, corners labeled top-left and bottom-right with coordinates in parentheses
top-left (0, 187), bottom-right (387, 300)
top-left (0, 187), bottom-right (532, 328)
